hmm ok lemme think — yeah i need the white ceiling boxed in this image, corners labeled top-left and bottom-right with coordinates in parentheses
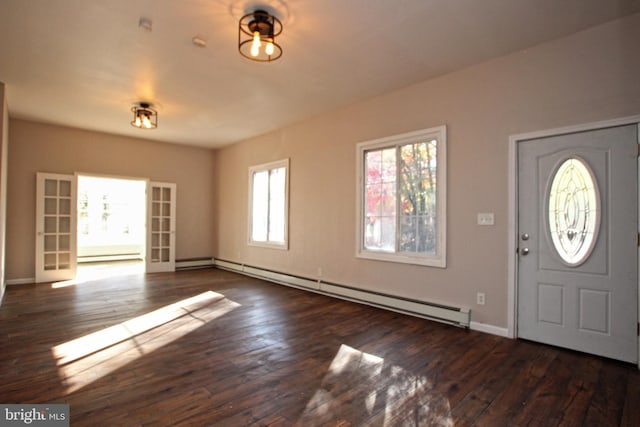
top-left (1, 0), bottom-right (639, 148)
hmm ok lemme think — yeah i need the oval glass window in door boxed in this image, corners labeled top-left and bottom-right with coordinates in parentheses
top-left (548, 157), bottom-right (600, 266)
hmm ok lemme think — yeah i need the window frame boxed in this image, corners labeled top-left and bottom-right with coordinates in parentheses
top-left (248, 158), bottom-right (290, 250)
top-left (355, 126), bottom-right (447, 267)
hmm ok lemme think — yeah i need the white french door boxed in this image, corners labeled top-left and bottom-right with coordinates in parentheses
top-left (517, 124), bottom-right (638, 363)
top-left (146, 182), bottom-right (176, 273)
top-left (35, 175), bottom-right (176, 281)
top-left (35, 173), bottom-right (77, 283)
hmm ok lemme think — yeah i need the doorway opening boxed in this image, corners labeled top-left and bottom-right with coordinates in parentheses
top-left (77, 175), bottom-right (146, 276)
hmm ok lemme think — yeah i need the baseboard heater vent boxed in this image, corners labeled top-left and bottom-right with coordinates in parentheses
top-left (78, 254), bottom-right (143, 263)
top-left (213, 258), bottom-right (470, 328)
top-left (176, 257), bottom-right (215, 271)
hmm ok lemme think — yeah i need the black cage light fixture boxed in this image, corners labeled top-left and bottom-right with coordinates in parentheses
top-left (131, 102), bottom-right (157, 129)
top-left (238, 9), bottom-right (282, 62)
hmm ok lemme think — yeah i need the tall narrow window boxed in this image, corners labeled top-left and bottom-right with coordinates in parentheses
top-left (249, 159), bottom-right (289, 249)
top-left (356, 126), bottom-right (446, 267)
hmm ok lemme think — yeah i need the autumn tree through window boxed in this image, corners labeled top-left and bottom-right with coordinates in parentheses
top-left (356, 126), bottom-right (446, 267)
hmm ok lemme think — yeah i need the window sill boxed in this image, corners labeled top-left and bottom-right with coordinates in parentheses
top-left (356, 250), bottom-right (446, 268)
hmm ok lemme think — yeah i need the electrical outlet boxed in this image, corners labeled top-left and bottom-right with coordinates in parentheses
top-left (476, 292), bottom-right (486, 305)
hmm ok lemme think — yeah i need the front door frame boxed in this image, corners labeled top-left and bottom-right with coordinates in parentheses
top-left (507, 114), bottom-right (640, 366)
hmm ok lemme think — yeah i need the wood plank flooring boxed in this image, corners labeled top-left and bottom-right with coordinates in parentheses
top-left (0, 268), bottom-right (638, 426)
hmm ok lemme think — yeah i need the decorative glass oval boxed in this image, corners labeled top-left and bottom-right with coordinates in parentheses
top-left (548, 157), bottom-right (600, 265)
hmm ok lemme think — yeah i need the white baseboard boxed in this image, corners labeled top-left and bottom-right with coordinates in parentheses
top-left (470, 321), bottom-right (510, 337)
top-left (6, 278), bottom-right (35, 285)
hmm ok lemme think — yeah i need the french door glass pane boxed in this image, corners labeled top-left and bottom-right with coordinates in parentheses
top-left (45, 179), bottom-right (57, 196)
top-left (59, 199), bottom-right (70, 215)
top-left (45, 217), bottom-right (57, 233)
top-left (59, 235), bottom-right (70, 251)
top-left (45, 198), bottom-right (57, 215)
top-left (59, 180), bottom-right (71, 197)
top-left (58, 253), bottom-right (70, 269)
top-left (59, 217), bottom-right (70, 233)
top-left (44, 235), bottom-right (56, 252)
top-left (44, 254), bottom-right (56, 270)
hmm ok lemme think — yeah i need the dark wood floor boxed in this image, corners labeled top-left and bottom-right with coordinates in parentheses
top-left (0, 268), bottom-right (638, 426)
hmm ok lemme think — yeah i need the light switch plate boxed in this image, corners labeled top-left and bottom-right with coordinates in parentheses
top-left (477, 212), bottom-right (495, 226)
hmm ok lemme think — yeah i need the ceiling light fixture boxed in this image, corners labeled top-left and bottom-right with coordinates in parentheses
top-left (131, 102), bottom-right (157, 129)
top-left (238, 9), bottom-right (282, 62)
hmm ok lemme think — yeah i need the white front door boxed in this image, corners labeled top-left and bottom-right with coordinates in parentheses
top-left (146, 182), bottom-right (176, 273)
top-left (35, 173), bottom-right (77, 283)
top-left (517, 124), bottom-right (638, 363)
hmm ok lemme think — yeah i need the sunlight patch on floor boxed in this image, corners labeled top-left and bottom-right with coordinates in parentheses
top-left (52, 291), bottom-right (240, 393)
top-left (298, 344), bottom-right (454, 426)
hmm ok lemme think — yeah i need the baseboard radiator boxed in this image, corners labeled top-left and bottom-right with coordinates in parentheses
top-left (213, 259), bottom-right (470, 328)
top-left (78, 254), bottom-right (143, 263)
top-left (176, 257), bottom-right (216, 271)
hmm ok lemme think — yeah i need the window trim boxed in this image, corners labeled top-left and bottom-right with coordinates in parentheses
top-left (248, 158), bottom-right (290, 250)
top-left (355, 126), bottom-right (447, 267)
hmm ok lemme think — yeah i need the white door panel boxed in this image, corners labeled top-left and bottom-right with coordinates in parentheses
top-left (35, 173), bottom-right (77, 283)
top-left (146, 182), bottom-right (176, 273)
top-left (517, 124), bottom-right (638, 363)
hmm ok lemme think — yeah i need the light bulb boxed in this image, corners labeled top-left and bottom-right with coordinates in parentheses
top-left (265, 40), bottom-right (274, 56)
top-left (251, 31), bottom-right (261, 57)
top-left (134, 115), bottom-right (142, 127)
top-left (142, 114), bottom-right (151, 128)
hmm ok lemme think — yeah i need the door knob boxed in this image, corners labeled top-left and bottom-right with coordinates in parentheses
top-left (521, 233), bottom-right (530, 240)
top-left (520, 248), bottom-right (529, 255)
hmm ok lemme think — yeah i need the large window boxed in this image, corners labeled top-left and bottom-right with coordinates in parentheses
top-left (356, 126), bottom-right (446, 267)
top-left (248, 159), bottom-right (289, 249)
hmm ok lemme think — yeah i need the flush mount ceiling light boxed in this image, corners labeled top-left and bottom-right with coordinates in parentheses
top-left (238, 9), bottom-right (282, 62)
top-left (131, 102), bottom-right (157, 129)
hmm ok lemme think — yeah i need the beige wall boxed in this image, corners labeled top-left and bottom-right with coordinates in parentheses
top-left (7, 119), bottom-right (216, 281)
top-left (213, 14), bottom-right (640, 328)
top-left (0, 83), bottom-right (7, 298)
